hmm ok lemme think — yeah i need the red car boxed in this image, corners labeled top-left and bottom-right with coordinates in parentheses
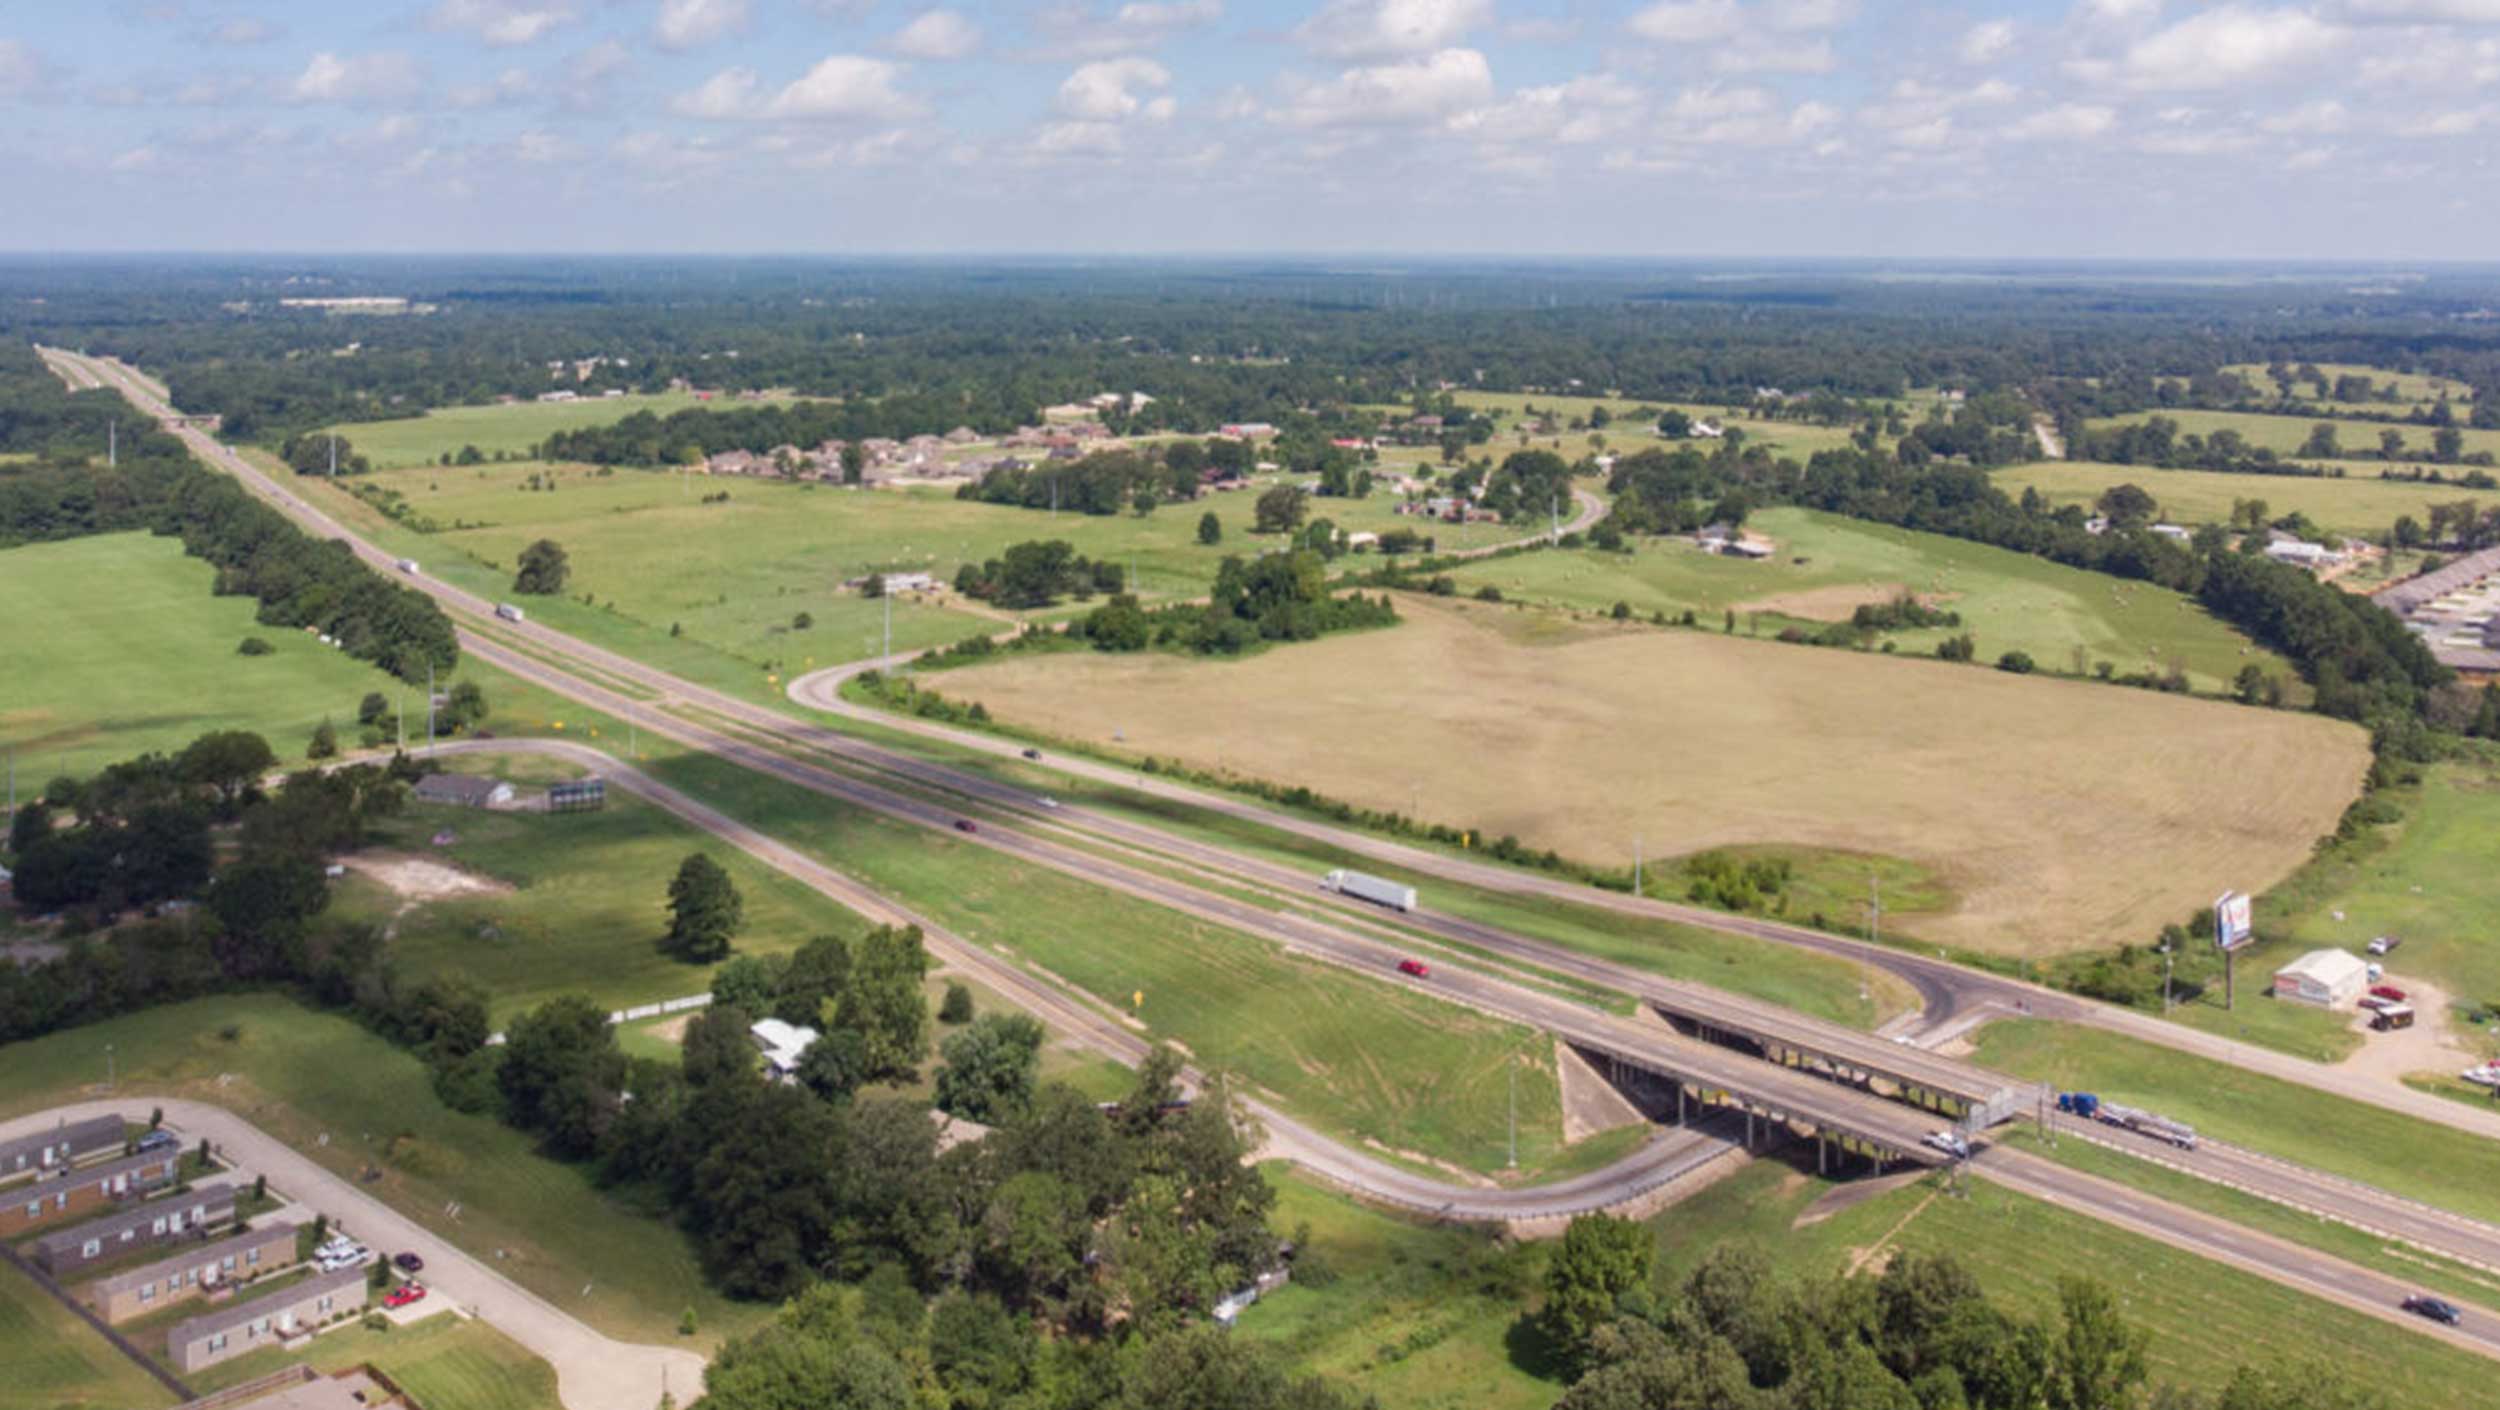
top-left (1396, 958), bottom-right (1431, 979)
top-left (384, 1283), bottom-right (427, 1310)
top-left (2371, 984), bottom-right (2407, 1002)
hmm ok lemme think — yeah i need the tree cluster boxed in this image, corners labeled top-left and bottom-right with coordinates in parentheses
top-left (955, 540), bottom-right (1126, 609)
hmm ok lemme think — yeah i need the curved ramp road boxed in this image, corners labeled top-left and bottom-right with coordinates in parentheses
top-left (0, 1102), bottom-right (705, 1410)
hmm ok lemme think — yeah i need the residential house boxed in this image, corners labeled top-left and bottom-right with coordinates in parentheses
top-left (168, 1267), bottom-right (369, 1374)
top-left (33, 1182), bottom-right (235, 1275)
top-left (2263, 539), bottom-right (2339, 570)
top-left (1, 1148), bottom-right (179, 1238)
top-left (750, 1018), bottom-right (819, 1080)
top-left (944, 426), bottom-right (981, 445)
top-left (83, 1222), bottom-right (297, 1325)
top-left (2149, 523), bottom-right (2192, 541)
top-left (411, 774), bottom-right (513, 809)
top-left (1691, 420), bottom-right (1725, 438)
top-left (1218, 422), bottom-right (1277, 439)
top-left (705, 449), bottom-right (759, 477)
top-left (0, 1114), bottom-right (125, 1186)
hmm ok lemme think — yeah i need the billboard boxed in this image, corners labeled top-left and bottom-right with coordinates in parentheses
top-left (2214, 891), bottom-right (2254, 951)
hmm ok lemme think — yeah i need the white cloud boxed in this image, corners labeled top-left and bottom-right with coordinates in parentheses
top-left (670, 67), bottom-right (759, 118)
top-left (449, 66), bottom-right (534, 107)
top-left (2005, 102), bottom-right (2117, 140)
top-left (111, 145), bottom-right (158, 172)
top-left (513, 131), bottom-right (575, 163)
top-left (1449, 73), bottom-right (1645, 144)
top-left (2082, 0), bottom-right (2164, 22)
top-left (767, 55), bottom-right (919, 120)
top-left (1628, 0), bottom-right (1741, 43)
top-left (2358, 39), bottom-right (2500, 86)
top-left (655, 0), bottom-right (748, 51)
top-left (888, 10), bottom-right (982, 60)
top-left (2114, 6), bottom-right (2343, 91)
top-left (1889, 117), bottom-right (1955, 149)
top-left (2401, 102), bottom-right (2498, 133)
top-left (1058, 57), bottom-right (1173, 119)
top-left (2339, 0), bottom-right (2500, 20)
top-left (2283, 143), bottom-right (2335, 168)
top-left (2261, 98), bottom-right (2349, 133)
top-left (1958, 19), bottom-right (2015, 63)
top-left (1294, 0), bottom-right (1492, 58)
top-left (2134, 128), bottom-right (2259, 154)
top-left (209, 17), bottom-right (277, 45)
top-left (1714, 37), bottom-right (1837, 73)
top-left (284, 51), bottom-right (423, 104)
top-left (1032, 2), bottom-right (1224, 58)
top-left (429, 0), bottom-right (573, 47)
top-left (1274, 46), bottom-right (1494, 126)
top-left (0, 38), bottom-right (47, 100)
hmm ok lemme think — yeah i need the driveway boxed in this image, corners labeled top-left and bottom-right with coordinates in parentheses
top-left (0, 1101), bottom-right (702, 1410)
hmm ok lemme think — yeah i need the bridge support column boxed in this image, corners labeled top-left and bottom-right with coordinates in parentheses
top-left (1817, 1135), bottom-right (1827, 1176)
top-left (1744, 1110), bottom-right (1755, 1149)
top-left (1676, 1085), bottom-right (1685, 1126)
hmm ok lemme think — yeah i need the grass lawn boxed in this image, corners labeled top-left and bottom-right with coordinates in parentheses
top-left (2219, 363), bottom-right (2476, 413)
top-left (1446, 391), bottom-right (1864, 463)
top-left (0, 532), bottom-right (410, 779)
top-left (0, 1259), bottom-right (177, 1410)
top-left (929, 594), bottom-right (2367, 959)
top-left (1994, 460), bottom-right (2500, 540)
top-left (1644, 1157), bottom-right (2495, 1402)
top-left (186, 1313), bottom-right (560, 1409)
top-left (329, 753), bottom-right (874, 1024)
top-left (2088, 408), bottom-right (2500, 467)
top-left (645, 750), bottom-right (1603, 1181)
top-left (321, 392), bottom-right (724, 469)
top-left (1969, 1019), bottom-right (2500, 1225)
top-left (1236, 1168), bottom-right (1559, 1410)
top-left (0, 995), bottom-right (769, 1349)
top-left (1440, 507), bottom-right (2292, 693)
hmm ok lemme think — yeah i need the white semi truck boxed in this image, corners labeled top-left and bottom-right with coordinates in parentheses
top-left (1322, 869), bottom-right (1416, 913)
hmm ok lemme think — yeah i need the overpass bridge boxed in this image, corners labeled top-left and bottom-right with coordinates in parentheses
top-left (1643, 983), bottom-right (2034, 1127)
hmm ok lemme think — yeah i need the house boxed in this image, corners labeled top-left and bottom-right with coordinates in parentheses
top-left (1218, 422), bottom-right (1276, 440)
top-left (0, 1114), bottom-right (125, 1185)
top-left (1, 1148), bottom-right (179, 1238)
top-left (83, 1222), bottom-right (297, 1325)
top-left (2264, 539), bottom-right (2339, 570)
top-left (1344, 531), bottom-right (1380, 550)
top-left (32, 1182), bottom-right (235, 1275)
top-left (170, 1363), bottom-right (415, 1410)
top-left (1691, 420), bottom-right (1725, 438)
top-left (2149, 523), bottom-right (2192, 541)
top-left (944, 426), bottom-right (981, 445)
top-left (2272, 949), bottom-right (2369, 1009)
top-left (168, 1266), bottom-right (369, 1374)
top-left (750, 1018), bottom-right (819, 1080)
top-left (876, 571), bottom-right (936, 595)
top-left (411, 774), bottom-right (513, 810)
top-left (535, 390), bottom-right (578, 404)
top-left (705, 449), bottom-right (759, 477)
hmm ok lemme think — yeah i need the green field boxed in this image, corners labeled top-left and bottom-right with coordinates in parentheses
top-left (2220, 363), bottom-right (2477, 412)
top-left (1997, 460), bottom-right (2500, 540)
top-left (0, 995), bottom-right (767, 1348)
top-left (2091, 407), bottom-right (2500, 465)
top-left (1441, 506), bottom-right (2292, 692)
top-left (183, 1307), bottom-right (559, 1407)
top-left (0, 1261), bottom-right (177, 1410)
top-left (1970, 1020), bottom-right (2500, 1226)
top-left (322, 392), bottom-right (722, 469)
top-left (0, 533), bottom-right (411, 778)
top-left (329, 754), bottom-right (878, 1024)
top-left (1445, 391), bottom-right (1865, 463)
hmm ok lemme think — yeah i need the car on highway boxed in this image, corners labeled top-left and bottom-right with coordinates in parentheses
top-left (1021, 748), bottom-right (1042, 760)
top-left (1923, 1130), bottom-right (1972, 1160)
top-left (393, 1252), bottom-right (424, 1273)
top-left (384, 1283), bottom-right (428, 1310)
top-left (2402, 1295), bottom-right (2463, 1326)
top-left (2368, 935), bottom-right (2401, 956)
top-left (1396, 958), bottom-right (1431, 979)
top-left (953, 819), bottom-right (977, 834)
top-left (2371, 984), bottom-right (2407, 1002)
top-left (1036, 796), bottom-right (1060, 810)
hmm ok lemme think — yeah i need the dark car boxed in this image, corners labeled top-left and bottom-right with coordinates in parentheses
top-left (1021, 748), bottom-right (1042, 760)
top-left (393, 1252), bottom-right (424, 1273)
top-left (1396, 958), bottom-right (1431, 979)
top-left (953, 819), bottom-right (977, 834)
top-left (135, 1129), bottom-right (180, 1154)
top-left (2403, 1295), bottom-right (2463, 1326)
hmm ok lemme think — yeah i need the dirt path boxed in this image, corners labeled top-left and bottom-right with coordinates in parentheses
top-left (2337, 976), bottom-right (2473, 1085)
top-left (2033, 416), bottom-right (2066, 461)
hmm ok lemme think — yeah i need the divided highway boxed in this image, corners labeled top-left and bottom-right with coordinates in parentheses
top-left (44, 347), bottom-right (2500, 1367)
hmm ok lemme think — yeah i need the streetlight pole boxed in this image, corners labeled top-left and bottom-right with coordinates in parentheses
top-left (1506, 1057), bottom-right (1517, 1171)
top-left (105, 1043), bottom-right (114, 1089)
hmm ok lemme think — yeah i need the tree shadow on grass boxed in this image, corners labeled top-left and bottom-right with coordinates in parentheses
top-left (1504, 1307), bottom-right (1568, 1382)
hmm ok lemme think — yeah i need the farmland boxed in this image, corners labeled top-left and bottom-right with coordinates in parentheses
top-left (321, 391), bottom-right (723, 469)
top-left (0, 531), bottom-right (410, 778)
top-left (1993, 459), bottom-right (2500, 539)
top-left (1441, 507), bottom-right (2293, 692)
top-left (1446, 390), bottom-right (1865, 461)
top-left (2219, 362), bottom-right (2477, 412)
top-left (929, 594), bottom-right (2369, 957)
top-left (2089, 407), bottom-right (2500, 464)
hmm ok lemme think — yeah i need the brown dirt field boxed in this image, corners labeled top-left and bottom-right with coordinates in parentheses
top-left (937, 596), bottom-right (2370, 957)
top-left (1735, 582), bottom-right (1915, 620)
top-left (341, 852), bottom-right (513, 902)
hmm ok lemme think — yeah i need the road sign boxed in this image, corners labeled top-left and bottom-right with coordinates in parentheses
top-left (2213, 891), bottom-right (2253, 951)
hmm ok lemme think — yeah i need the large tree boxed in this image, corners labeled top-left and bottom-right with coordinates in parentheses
top-left (666, 852), bottom-right (744, 962)
top-left (513, 538), bottom-right (571, 595)
top-left (935, 1013), bottom-right (1045, 1124)
top-left (176, 730), bottom-right (275, 815)
top-left (497, 994), bottom-right (627, 1158)
top-left (1542, 1214), bottom-right (1656, 1373)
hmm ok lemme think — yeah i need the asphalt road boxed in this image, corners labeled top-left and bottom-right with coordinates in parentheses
top-left (44, 347), bottom-right (2500, 1369)
top-left (0, 1101), bottom-right (705, 1410)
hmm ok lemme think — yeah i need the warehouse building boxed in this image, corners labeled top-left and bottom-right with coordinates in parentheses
top-left (2272, 949), bottom-right (2369, 1009)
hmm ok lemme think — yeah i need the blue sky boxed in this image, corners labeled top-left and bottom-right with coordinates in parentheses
top-left (2, 1), bottom-right (2497, 257)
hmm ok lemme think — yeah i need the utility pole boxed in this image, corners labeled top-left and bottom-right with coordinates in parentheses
top-left (397, 689), bottom-right (406, 753)
top-left (1550, 490), bottom-right (1559, 545)
top-left (2162, 942), bottom-right (2175, 1014)
top-left (108, 418), bottom-right (116, 467)
top-left (105, 1043), bottom-right (114, 1089)
top-left (328, 434), bottom-right (338, 478)
top-left (882, 585), bottom-right (892, 661)
top-left (426, 664), bottom-right (436, 752)
top-left (1506, 1058), bottom-right (1517, 1170)
top-left (1868, 874), bottom-right (1882, 948)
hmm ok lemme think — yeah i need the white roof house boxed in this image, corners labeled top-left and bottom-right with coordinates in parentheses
top-left (2264, 539), bottom-right (2339, 570)
top-left (749, 1018), bottom-right (819, 1077)
top-left (2272, 949), bottom-right (2368, 1009)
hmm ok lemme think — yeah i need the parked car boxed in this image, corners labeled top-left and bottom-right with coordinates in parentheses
top-left (1021, 748), bottom-right (1042, 760)
top-left (384, 1283), bottom-right (428, 1310)
top-left (2358, 995), bottom-right (2392, 1012)
top-left (1396, 958), bottom-right (1431, 979)
top-left (953, 819), bottom-right (977, 834)
top-left (135, 1129), bottom-right (180, 1154)
top-left (2371, 984), bottom-right (2407, 1002)
top-left (2402, 1295), bottom-right (2463, 1326)
top-left (2368, 935), bottom-right (2401, 956)
top-left (393, 1252), bottom-right (424, 1273)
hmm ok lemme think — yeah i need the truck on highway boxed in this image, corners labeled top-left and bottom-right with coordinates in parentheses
top-left (2058, 1092), bottom-right (2196, 1150)
top-left (1322, 869), bottom-right (1416, 913)
top-left (495, 603), bottom-right (526, 624)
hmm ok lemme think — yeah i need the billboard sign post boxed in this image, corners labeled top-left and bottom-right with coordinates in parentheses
top-left (2214, 891), bottom-right (2254, 1008)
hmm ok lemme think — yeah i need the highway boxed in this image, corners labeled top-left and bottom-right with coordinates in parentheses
top-left (42, 346), bottom-right (2500, 1367)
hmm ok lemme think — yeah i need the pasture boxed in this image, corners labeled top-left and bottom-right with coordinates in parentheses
top-left (1448, 390), bottom-right (1864, 462)
top-left (321, 391), bottom-right (722, 469)
top-left (1993, 460), bottom-right (2500, 539)
top-left (0, 532), bottom-right (409, 778)
top-left (1442, 507), bottom-right (2291, 693)
top-left (2220, 362), bottom-right (2476, 411)
top-left (930, 596), bottom-right (2369, 957)
top-left (2089, 407), bottom-right (2500, 464)
top-left (0, 1261), bottom-right (177, 1410)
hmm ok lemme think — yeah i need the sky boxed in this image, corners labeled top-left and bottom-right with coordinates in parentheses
top-left (2, 0), bottom-right (2497, 259)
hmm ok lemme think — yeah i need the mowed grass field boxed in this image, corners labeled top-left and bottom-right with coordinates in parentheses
top-left (1994, 460), bottom-right (2500, 539)
top-left (2220, 362), bottom-right (2476, 413)
top-left (0, 532), bottom-right (409, 778)
top-left (2090, 407), bottom-right (2500, 464)
top-left (933, 596), bottom-right (2370, 957)
top-left (0, 1260), bottom-right (177, 1410)
top-left (1443, 507), bottom-right (2292, 693)
top-left (181, 1312), bottom-right (559, 1408)
top-left (1447, 390), bottom-right (1865, 461)
top-left (322, 391), bottom-right (722, 468)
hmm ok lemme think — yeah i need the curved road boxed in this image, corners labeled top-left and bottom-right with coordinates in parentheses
top-left (0, 1101), bottom-right (705, 1410)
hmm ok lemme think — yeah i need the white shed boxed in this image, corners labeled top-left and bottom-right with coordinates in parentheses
top-left (2272, 948), bottom-right (2367, 1009)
